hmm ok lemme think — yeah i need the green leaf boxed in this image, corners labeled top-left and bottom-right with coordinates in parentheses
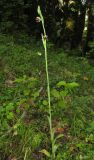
top-left (51, 89), bottom-right (60, 98)
top-left (2, 120), bottom-right (9, 129)
top-left (60, 90), bottom-right (68, 97)
top-left (33, 91), bottom-right (39, 99)
top-left (6, 103), bottom-right (14, 111)
top-left (57, 81), bottom-right (66, 87)
top-left (24, 89), bottom-right (30, 96)
top-left (53, 144), bottom-right (60, 153)
top-left (24, 104), bottom-right (30, 110)
top-left (13, 123), bottom-right (20, 129)
top-left (47, 115), bottom-right (50, 124)
top-left (66, 82), bottom-right (79, 89)
top-left (37, 6), bottom-right (41, 17)
top-left (15, 77), bottom-right (24, 83)
top-left (39, 149), bottom-right (51, 157)
top-left (7, 112), bottom-right (14, 120)
top-left (43, 100), bottom-right (48, 106)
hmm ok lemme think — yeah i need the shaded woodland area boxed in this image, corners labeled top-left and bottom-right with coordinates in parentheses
top-left (0, 0), bottom-right (94, 55)
top-left (0, 0), bottom-right (94, 160)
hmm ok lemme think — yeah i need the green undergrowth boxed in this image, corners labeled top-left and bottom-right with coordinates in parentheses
top-left (0, 34), bottom-right (94, 160)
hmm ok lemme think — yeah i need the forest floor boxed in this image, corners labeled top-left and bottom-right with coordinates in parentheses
top-left (0, 33), bottom-right (94, 160)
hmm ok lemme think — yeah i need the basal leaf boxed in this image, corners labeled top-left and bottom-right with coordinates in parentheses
top-left (39, 149), bottom-right (51, 157)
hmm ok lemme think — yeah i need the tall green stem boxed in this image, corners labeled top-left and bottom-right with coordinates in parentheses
top-left (42, 22), bottom-right (54, 160)
top-left (37, 6), bottom-right (54, 159)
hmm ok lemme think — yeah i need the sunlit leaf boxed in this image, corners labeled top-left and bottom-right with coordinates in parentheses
top-left (57, 81), bottom-right (66, 87)
top-left (43, 100), bottom-right (48, 106)
top-left (66, 82), bottom-right (79, 88)
top-left (39, 149), bottom-right (51, 157)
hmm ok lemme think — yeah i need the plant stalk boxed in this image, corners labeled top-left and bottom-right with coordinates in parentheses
top-left (41, 14), bottom-right (54, 160)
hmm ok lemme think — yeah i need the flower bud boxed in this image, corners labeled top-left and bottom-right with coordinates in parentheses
top-left (36, 17), bottom-right (41, 23)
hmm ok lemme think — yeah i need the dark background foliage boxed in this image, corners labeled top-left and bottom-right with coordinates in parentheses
top-left (0, 0), bottom-right (94, 55)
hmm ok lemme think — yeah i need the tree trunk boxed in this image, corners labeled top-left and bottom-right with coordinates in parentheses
top-left (71, 5), bottom-right (86, 49)
top-left (83, 1), bottom-right (94, 55)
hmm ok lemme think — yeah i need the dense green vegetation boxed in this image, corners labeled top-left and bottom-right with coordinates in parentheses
top-left (0, 33), bottom-right (94, 159)
top-left (0, 0), bottom-right (94, 159)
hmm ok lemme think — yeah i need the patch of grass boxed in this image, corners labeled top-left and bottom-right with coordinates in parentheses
top-left (0, 33), bottom-right (94, 160)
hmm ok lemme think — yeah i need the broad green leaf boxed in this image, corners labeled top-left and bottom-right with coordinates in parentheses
top-left (60, 90), bottom-right (68, 97)
top-left (43, 100), bottom-right (48, 106)
top-left (66, 82), bottom-right (79, 89)
top-left (6, 103), bottom-right (14, 111)
top-left (51, 89), bottom-right (60, 98)
top-left (57, 81), bottom-right (66, 87)
top-left (39, 149), bottom-right (51, 157)
top-left (7, 112), bottom-right (14, 120)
